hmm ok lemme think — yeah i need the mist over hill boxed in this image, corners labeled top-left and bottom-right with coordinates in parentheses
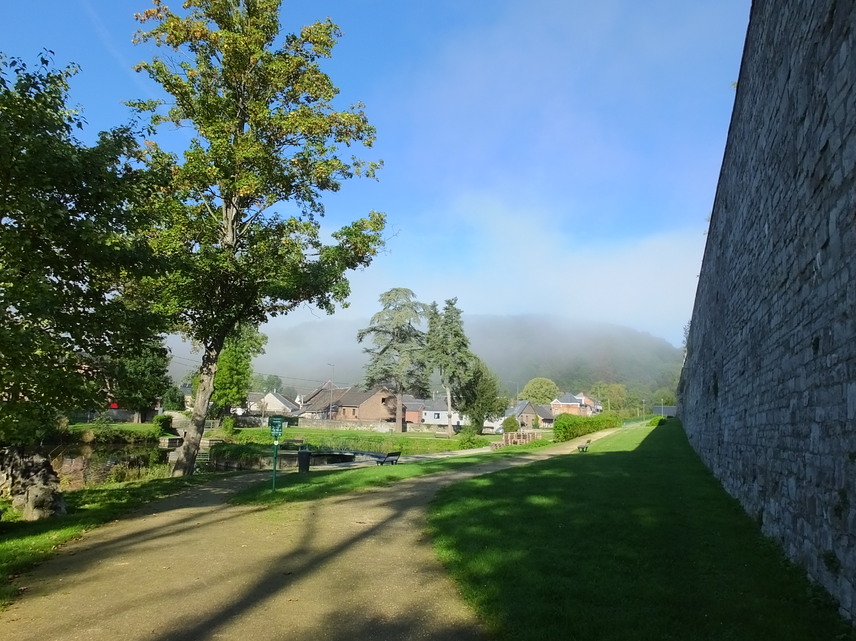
top-left (240, 314), bottom-right (682, 400)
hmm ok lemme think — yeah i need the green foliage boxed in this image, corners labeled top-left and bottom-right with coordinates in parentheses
top-left (69, 422), bottom-right (162, 444)
top-left (105, 462), bottom-right (172, 484)
top-left (161, 386), bottom-right (186, 411)
top-left (211, 327), bottom-right (267, 414)
top-left (151, 414), bottom-right (173, 432)
top-left (103, 338), bottom-right (171, 415)
top-left (221, 416), bottom-right (238, 436)
top-left (519, 378), bottom-right (560, 404)
top-left (426, 298), bottom-right (476, 430)
top-left (457, 431), bottom-right (490, 450)
top-left (532, 415), bottom-right (541, 429)
top-left (131, 0), bottom-right (386, 473)
top-left (457, 359), bottom-right (507, 431)
top-left (553, 412), bottom-right (622, 442)
top-left (357, 288), bottom-right (430, 428)
top-left (647, 415), bottom-right (666, 426)
top-left (0, 53), bottom-right (167, 444)
top-left (502, 416), bottom-right (519, 433)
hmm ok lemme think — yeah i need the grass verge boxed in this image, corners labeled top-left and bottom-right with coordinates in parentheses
top-left (0, 473), bottom-right (218, 608)
top-left (230, 440), bottom-right (553, 506)
top-left (427, 419), bottom-right (856, 641)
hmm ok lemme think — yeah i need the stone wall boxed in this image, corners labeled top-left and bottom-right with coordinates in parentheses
top-left (678, 0), bottom-right (856, 621)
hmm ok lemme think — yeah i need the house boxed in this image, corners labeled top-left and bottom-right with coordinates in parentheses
top-left (332, 387), bottom-right (395, 422)
top-left (421, 397), bottom-right (468, 429)
top-left (577, 393), bottom-right (602, 413)
top-left (246, 391), bottom-right (298, 416)
top-left (533, 404), bottom-right (554, 428)
top-left (401, 395), bottom-right (426, 425)
top-left (296, 381), bottom-right (396, 422)
top-left (551, 393), bottom-right (594, 417)
top-left (297, 381), bottom-right (348, 419)
top-left (504, 400), bottom-right (543, 429)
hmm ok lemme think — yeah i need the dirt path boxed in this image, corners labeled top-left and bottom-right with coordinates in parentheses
top-left (0, 432), bottom-right (616, 641)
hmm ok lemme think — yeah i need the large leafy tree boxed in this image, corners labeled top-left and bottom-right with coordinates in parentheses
top-left (519, 377), bottom-right (560, 405)
top-left (426, 298), bottom-right (476, 435)
top-left (457, 359), bottom-right (507, 434)
top-left (0, 54), bottom-right (164, 444)
top-left (357, 288), bottom-right (430, 431)
top-left (210, 326), bottom-right (266, 416)
top-left (103, 338), bottom-right (172, 423)
top-left (132, 0), bottom-right (386, 474)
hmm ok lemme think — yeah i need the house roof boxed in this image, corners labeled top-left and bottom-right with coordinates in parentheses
top-left (266, 391), bottom-right (298, 410)
top-left (553, 393), bottom-right (583, 404)
top-left (337, 387), bottom-right (388, 407)
top-left (300, 381), bottom-right (343, 404)
top-left (533, 404), bottom-right (553, 420)
top-left (299, 386), bottom-right (349, 414)
top-left (507, 400), bottom-right (537, 417)
top-left (401, 395), bottom-right (426, 412)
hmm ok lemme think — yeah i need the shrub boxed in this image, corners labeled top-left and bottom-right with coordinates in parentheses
top-left (532, 415), bottom-right (541, 429)
top-left (647, 415), bottom-right (666, 427)
top-left (221, 416), bottom-right (237, 436)
top-left (457, 431), bottom-right (489, 450)
top-left (553, 412), bottom-right (623, 442)
top-left (152, 414), bottom-right (173, 433)
top-left (501, 416), bottom-right (519, 433)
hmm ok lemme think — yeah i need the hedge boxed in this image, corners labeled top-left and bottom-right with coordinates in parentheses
top-left (552, 412), bottom-right (622, 442)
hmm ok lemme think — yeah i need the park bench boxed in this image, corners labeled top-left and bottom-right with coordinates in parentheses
top-left (376, 451), bottom-right (401, 465)
top-left (577, 439), bottom-right (591, 453)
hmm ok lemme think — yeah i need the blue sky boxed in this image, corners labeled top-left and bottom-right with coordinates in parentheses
top-left (2, 1), bottom-right (750, 355)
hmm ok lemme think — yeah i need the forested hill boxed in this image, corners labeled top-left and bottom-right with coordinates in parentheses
top-left (464, 315), bottom-right (682, 399)
top-left (250, 314), bottom-right (683, 400)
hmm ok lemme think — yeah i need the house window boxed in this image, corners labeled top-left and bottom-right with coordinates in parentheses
top-left (351, 408), bottom-right (356, 417)
top-left (433, 412), bottom-right (440, 419)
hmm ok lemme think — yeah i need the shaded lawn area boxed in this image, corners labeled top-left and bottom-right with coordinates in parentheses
top-left (427, 420), bottom-right (856, 641)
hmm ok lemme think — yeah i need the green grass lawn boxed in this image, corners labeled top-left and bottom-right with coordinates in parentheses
top-left (206, 425), bottom-right (499, 455)
top-left (427, 420), bottom-right (856, 641)
top-left (230, 440), bottom-right (553, 505)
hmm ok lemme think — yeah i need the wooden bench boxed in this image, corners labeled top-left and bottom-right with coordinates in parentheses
top-left (577, 439), bottom-right (591, 453)
top-left (376, 451), bottom-right (401, 465)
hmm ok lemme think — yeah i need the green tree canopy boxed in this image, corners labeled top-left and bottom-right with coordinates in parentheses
top-left (457, 359), bottom-right (507, 433)
top-left (103, 338), bottom-right (172, 422)
top-left (519, 378), bottom-right (560, 405)
top-left (357, 288), bottom-right (429, 431)
top-left (426, 298), bottom-right (476, 434)
top-left (0, 53), bottom-right (165, 444)
top-left (132, 0), bottom-right (386, 474)
top-left (211, 326), bottom-right (267, 416)
top-left (162, 385), bottom-right (187, 411)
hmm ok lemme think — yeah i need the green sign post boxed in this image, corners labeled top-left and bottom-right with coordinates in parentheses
top-left (268, 416), bottom-right (284, 490)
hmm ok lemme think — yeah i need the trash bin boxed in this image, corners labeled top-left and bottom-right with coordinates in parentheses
top-left (297, 448), bottom-right (311, 474)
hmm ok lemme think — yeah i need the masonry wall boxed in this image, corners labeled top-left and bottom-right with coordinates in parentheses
top-left (678, 0), bottom-right (856, 621)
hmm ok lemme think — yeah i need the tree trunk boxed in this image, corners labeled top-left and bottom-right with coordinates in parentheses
top-left (172, 344), bottom-right (220, 476)
top-left (445, 384), bottom-right (454, 436)
top-left (394, 392), bottom-right (404, 433)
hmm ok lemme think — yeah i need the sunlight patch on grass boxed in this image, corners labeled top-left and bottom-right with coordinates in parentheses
top-left (428, 419), bottom-right (856, 641)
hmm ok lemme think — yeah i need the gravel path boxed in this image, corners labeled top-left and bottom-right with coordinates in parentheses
top-left (0, 432), bottom-right (615, 641)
